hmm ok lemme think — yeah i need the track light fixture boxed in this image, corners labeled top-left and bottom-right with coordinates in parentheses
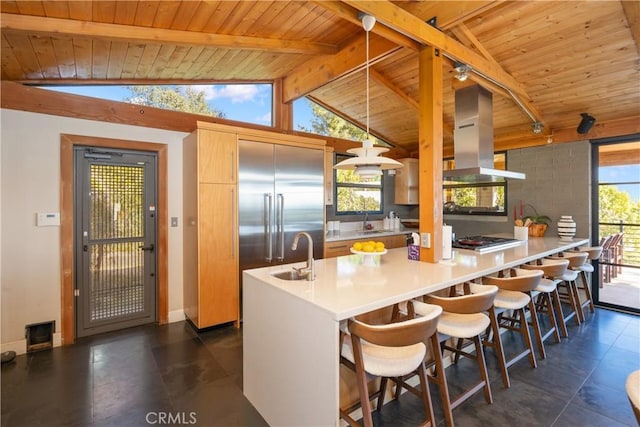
top-left (532, 122), bottom-right (543, 134)
top-left (577, 113), bottom-right (596, 134)
top-left (454, 61), bottom-right (471, 82)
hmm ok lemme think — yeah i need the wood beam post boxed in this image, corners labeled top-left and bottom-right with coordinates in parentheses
top-left (273, 79), bottom-right (293, 131)
top-left (418, 46), bottom-right (443, 263)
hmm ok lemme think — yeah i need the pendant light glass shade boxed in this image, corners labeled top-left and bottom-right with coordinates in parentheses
top-left (333, 14), bottom-right (402, 179)
top-left (334, 139), bottom-right (402, 179)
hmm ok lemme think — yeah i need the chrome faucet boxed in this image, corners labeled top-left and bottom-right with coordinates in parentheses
top-left (362, 210), bottom-right (370, 231)
top-left (291, 232), bottom-right (314, 281)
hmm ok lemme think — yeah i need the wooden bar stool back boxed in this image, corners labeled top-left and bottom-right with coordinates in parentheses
top-left (482, 268), bottom-right (542, 386)
top-left (340, 302), bottom-right (442, 427)
top-left (572, 246), bottom-right (602, 315)
top-left (548, 251), bottom-right (589, 323)
top-left (420, 284), bottom-right (499, 427)
top-left (522, 258), bottom-right (570, 340)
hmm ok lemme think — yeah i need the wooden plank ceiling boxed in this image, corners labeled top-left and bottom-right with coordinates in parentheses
top-left (1, 0), bottom-right (639, 155)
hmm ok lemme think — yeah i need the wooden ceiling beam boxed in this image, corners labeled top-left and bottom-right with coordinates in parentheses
top-left (281, 32), bottom-right (401, 103)
top-left (0, 13), bottom-right (339, 55)
top-left (370, 68), bottom-right (456, 137)
top-left (550, 116), bottom-right (640, 144)
top-left (401, 1), bottom-right (505, 31)
top-left (622, 0), bottom-right (640, 55)
top-left (311, 1), bottom-right (421, 51)
top-left (493, 116), bottom-right (640, 151)
top-left (450, 23), bottom-right (501, 66)
top-left (369, 68), bottom-right (418, 110)
top-left (599, 143), bottom-right (640, 167)
top-left (341, 0), bottom-right (545, 125)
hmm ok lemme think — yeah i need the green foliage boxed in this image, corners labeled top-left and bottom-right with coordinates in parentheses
top-left (523, 214), bottom-right (551, 225)
top-left (297, 99), bottom-right (388, 146)
top-left (125, 86), bottom-right (225, 117)
top-left (446, 186), bottom-right (504, 210)
top-left (302, 100), bottom-right (387, 213)
top-left (298, 100), bottom-right (367, 141)
top-left (599, 185), bottom-right (640, 240)
top-left (599, 185), bottom-right (639, 223)
top-left (521, 204), bottom-right (551, 224)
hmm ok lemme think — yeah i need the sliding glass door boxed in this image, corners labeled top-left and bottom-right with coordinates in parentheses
top-left (591, 137), bottom-right (640, 313)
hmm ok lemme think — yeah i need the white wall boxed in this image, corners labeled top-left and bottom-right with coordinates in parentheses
top-left (1, 109), bottom-right (186, 352)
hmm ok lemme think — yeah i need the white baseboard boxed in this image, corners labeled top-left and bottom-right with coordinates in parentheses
top-left (168, 309), bottom-right (185, 323)
top-left (1, 339), bottom-right (26, 355)
top-left (1, 332), bottom-right (62, 356)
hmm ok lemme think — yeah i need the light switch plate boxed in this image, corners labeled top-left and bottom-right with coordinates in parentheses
top-left (420, 233), bottom-right (431, 248)
top-left (171, 217), bottom-right (179, 227)
top-left (36, 212), bottom-right (60, 227)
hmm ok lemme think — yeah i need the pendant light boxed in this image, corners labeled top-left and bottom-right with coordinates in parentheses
top-left (333, 14), bottom-right (403, 180)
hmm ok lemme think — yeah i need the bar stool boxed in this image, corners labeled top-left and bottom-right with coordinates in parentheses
top-left (626, 370), bottom-right (640, 424)
top-left (482, 268), bottom-right (542, 387)
top-left (417, 284), bottom-right (499, 426)
top-left (340, 301), bottom-right (442, 427)
top-left (547, 251), bottom-right (589, 324)
top-left (521, 258), bottom-right (570, 341)
top-left (572, 246), bottom-right (602, 315)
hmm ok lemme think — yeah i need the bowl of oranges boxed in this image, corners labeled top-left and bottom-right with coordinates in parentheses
top-left (350, 241), bottom-right (387, 256)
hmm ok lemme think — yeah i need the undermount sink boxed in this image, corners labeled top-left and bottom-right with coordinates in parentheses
top-left (357, 230), bottom-right (385, 235)
top-left (271, 270), bottom-right (306, 281)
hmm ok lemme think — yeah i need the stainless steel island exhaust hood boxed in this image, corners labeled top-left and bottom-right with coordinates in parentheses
top-left (443, 85), bottom-right (525, 183)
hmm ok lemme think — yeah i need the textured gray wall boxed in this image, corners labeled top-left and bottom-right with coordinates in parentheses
top-left (446, 141), bottom-right (592, 239)
top-left (509, 141), bottom-right (591, 239)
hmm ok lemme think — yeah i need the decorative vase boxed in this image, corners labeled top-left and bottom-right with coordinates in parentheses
top-left (557, 215), bottom-right (576, 240)
top-left (528, 223), bottom-right (547, 237)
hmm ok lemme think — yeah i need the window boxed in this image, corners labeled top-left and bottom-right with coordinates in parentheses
top-left (443, 153), bottom-right (507, 215)
top-left (335, 154), bottom-right (383, 215)
top-left (293, 97), bottom-right (392, 147)
top-left (40, 84), bottom-right (273, 127)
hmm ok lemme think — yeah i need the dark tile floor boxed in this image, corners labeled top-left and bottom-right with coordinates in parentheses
top-left (1, 308), bottom-right (639, 426)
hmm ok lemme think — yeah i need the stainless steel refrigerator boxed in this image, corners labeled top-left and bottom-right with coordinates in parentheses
top-left (238, 140), bottom-right (324, 276)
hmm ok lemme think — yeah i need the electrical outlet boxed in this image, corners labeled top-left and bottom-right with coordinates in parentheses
top-left (421, 233), bottom-right (431, 248)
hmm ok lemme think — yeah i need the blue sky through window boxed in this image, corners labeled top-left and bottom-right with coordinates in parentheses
top-left (42, 84), bottom-right (315, 130)
top-left (600, 164), bottom-right (640, 202)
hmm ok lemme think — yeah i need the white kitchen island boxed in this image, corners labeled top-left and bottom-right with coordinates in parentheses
top-left (243, 237), bottom-right (589, 426)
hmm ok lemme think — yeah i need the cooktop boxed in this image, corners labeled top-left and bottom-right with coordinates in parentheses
top-left (452, 235), bottom-right (523, 253)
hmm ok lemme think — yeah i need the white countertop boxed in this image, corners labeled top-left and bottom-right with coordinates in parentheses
top-left (243, 236), bottom-right (590, 321)
top-left (325, 228), bottom-right (412, 242)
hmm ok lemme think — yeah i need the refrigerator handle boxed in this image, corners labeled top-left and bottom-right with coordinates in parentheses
top-left (264, 193), bottom-right (273, 262)
top-left (277, 193), bottom-right (285, 261)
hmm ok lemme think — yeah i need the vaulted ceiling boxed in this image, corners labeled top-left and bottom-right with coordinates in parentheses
top-left (2, 1), bottom-right (639, 155)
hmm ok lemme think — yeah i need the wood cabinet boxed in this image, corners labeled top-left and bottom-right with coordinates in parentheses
top-left (198, 129), bottom-right (236, 184)
top-left (183, 121), bottom-right (326, 329)
top-left (183, 125), bottom-right (239, 329)
top-left (324, 234), bottom-right (408, 258)
top-left (395, 158), bottom-right (419, 205)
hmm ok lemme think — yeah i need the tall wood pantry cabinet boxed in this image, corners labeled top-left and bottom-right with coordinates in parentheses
top-left (183, 122), bottom-right (239, 329)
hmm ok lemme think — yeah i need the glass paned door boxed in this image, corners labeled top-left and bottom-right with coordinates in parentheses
top-left (75, 148), bottom-right (157, 337)
top-left (593, 140), bottom-right (640, 313)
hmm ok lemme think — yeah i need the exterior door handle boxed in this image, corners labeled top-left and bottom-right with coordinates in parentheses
top-left (139, 244), bottom-right (154, 252)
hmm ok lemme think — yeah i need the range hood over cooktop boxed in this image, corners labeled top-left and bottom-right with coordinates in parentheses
top-left (443, 85), bottom-right (525, 183)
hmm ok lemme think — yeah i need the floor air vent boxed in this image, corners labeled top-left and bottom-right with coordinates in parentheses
top-left (25, 321), bottom-right (55, 352)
